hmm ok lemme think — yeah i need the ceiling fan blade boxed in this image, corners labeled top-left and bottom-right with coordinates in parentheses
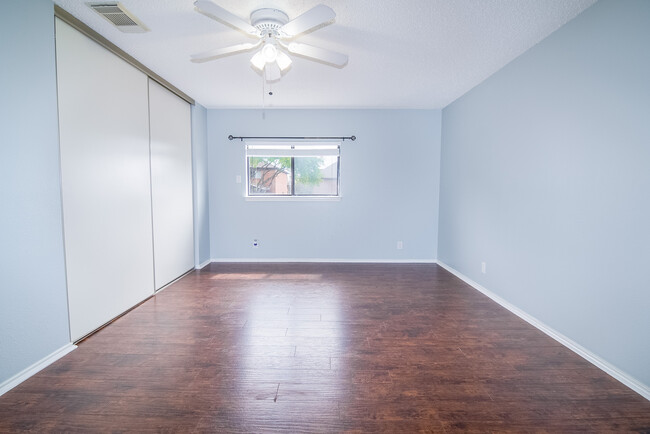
top-left (279, 4), bottom-right (335, 38)
top-left (284, 42), bottom-right (348, 67)
top-left (264, 63), bottom-right (281, 82)
top-left (191, 41), bottom-right (262, 63)
top-left (194, 0), bottom-right (260, 36)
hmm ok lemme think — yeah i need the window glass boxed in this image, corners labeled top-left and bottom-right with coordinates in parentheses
top-left (246, 143), bottom-right (340, 197)
top-left (294, 156), bottom-right (339, 196)
top-left (248, 156), bottom-right (292, 195)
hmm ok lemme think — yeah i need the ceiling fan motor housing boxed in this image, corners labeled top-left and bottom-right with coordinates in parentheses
top-left (250, 8), bottom-right (289, 35)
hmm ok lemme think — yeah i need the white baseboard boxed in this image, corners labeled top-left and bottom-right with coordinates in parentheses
top-left (0, 343), bottom-right (77, 396)
top-left (210, 258), bottom-right (437, 264)
top-left (195, 259), bottom-right (211, 269)
top-left (436, 261), bottom-right (650, 402)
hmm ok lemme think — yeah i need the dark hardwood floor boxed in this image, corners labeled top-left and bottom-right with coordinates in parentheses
top-left (1, 263), bottom-right (649, 432)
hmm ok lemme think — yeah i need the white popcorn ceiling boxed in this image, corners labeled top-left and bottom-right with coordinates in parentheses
top-left (53, 0), bottom-right (596, 109)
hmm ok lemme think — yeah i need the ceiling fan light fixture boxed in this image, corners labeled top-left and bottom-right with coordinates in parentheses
top-left (261, 43), bottom-right (278, 63)
top-left (250, 51), bottom-right (265, 71)
top-left (264, 62), bottom-right (281, 82)
top-left (276, 51), bottom-right (292, 72)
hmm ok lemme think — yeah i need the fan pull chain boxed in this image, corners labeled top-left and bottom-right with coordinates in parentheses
top-left (261, 74), bottom-right (275, 120)
top-left (261, 74), bottom-right (266, 120)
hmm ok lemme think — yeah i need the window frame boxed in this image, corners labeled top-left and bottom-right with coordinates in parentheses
top-left (245, 141), bottom-right (341, 200)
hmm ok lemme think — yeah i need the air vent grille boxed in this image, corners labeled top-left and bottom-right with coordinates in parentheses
top-left (87, 2), bottom-right (149, 33)
top-left (92, 5), bottom-right (122, 14)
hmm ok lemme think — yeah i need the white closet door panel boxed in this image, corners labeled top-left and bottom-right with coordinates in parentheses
top-left (55, 19), bottom-right (155, 341)
top-left (149, 80), bottom-right (194, 289)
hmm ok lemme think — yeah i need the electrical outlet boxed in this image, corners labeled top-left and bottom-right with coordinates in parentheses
top-left (252, 239), bottom-right (259, 248)
top-left (481, 262), bottom-right (486, 274)
top-left (236, 175), bottom-right (242, 184)
top-left (397, 241), bottom-right (403, 250)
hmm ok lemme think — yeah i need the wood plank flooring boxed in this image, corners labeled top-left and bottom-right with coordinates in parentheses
top-left (1, 263), bottom-right (649, 432)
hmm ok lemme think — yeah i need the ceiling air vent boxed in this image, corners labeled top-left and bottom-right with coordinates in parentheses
top-left (87, 2), bottom-right (149, 33)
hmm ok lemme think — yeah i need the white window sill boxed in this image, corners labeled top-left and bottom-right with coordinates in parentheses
top-left (245, 195), bottom-right (341, 202)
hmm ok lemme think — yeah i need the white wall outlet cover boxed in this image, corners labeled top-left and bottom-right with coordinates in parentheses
top-left (397, 241), bottom-right (403, 250)
top-left (481, 262), bottom-right (486, 274)
top-left (236, 175), bottom-right (242, 184)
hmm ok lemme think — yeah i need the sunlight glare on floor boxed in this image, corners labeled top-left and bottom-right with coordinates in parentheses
top-left (211, 273), bottom-right (323, 280)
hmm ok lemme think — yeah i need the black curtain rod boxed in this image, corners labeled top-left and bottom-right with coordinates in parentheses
top-left (228, 135), bottom-right (356, 141)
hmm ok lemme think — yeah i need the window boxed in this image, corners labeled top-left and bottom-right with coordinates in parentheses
top-left (246, 142), bottom-right (340, 197)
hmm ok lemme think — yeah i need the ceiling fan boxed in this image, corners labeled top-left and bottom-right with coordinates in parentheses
top-left (191, 1), bottom-right (348, 82)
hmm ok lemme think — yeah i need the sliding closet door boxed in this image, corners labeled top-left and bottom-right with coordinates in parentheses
top-left (55, 19), bottom-right (155, 341)
top-left (148, 80), bottom-right (194, 290)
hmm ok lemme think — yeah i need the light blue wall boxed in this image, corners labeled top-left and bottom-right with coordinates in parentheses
top-left (439, 0), bottom-right (650, 388)
top-left (191, 104), bottom-right (211, 265)
top-left (0, 0), bottom-right (71, 385)
top-left (208, 109), bottom-right (441, 261)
